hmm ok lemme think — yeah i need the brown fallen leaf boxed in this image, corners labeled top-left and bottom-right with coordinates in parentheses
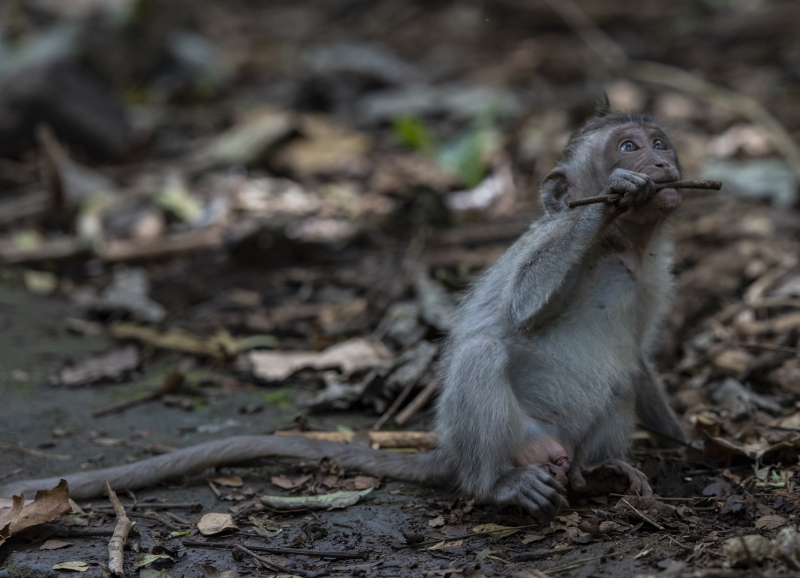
top-left (353, 476), bottom-right (379, 490)
top-left (0, 479), bottom-right (72, 546)
top-left (271, 474), bottom-right (311, 491)
top-left (40, 539), bottom-right (73, 550)
top-left (755, 514), bottom-right (787, 531)
top-left (197, 513), bottom-right (238, 536)
top-left (209, 475), bottom-right (243, 488)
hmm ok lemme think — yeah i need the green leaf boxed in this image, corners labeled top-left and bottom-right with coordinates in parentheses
top-left (392, 115), bottom-right (436, 152)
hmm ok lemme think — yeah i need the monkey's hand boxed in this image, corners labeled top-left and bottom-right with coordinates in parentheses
top-left (602, 168), bottom-right (656, 211)
top-left (567, 459), bottom-right (652, 497)
top-left (491, 465), bottom-right (569, 523)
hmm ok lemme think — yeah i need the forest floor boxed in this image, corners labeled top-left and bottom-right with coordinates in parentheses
top-left (3, 1), bottom-right (800, 577)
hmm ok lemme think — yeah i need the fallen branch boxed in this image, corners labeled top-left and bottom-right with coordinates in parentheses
top-left (103, 480), bottom-right (135, 578)
top-left (234, 544), bottom-right (322, 578)
top-left (274, 430), bottom-right (437, 449)
top-left (567, 180), bottom-right (722, 208)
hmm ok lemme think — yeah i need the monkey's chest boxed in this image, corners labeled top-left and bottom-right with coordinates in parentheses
top-left (510, 260), bottom-right (652, 421)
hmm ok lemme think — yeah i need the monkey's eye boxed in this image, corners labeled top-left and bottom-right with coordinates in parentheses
top-left (652, 139), bottom-right (667, 150)
top-left (619, 141), bottom-right (639, 152)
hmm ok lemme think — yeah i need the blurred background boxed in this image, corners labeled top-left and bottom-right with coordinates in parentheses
top-left (3, 1), bottom-right (800, 572)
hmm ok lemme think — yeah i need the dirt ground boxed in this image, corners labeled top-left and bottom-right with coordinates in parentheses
top-left (3, 1), bottom-right (800, 577)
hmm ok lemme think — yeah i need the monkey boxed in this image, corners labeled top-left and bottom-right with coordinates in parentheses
top-left (1, 107), bottom-right (687, 523)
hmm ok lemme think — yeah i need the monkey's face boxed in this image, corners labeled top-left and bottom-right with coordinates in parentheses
top-left (602, 122), bottom-right (681, 219)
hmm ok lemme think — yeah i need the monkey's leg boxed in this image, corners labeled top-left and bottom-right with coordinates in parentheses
top-left (635, 361), bottom-right (687, 447)
top-left (566, 391), bottom-right (651, 497)
top-left (437, 336), bottom-right (567, 521)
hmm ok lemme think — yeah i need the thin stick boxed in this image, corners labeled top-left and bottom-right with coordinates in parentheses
top-left (619, 497), bottom-right (665, 531)
top-left (103, 480), bottom-right (135, 578)
top-left (183, 539), bottom-right (366, 560)
top-left (0, 440), bottom-right (72, 461)
top-left (567, 180), bottom-right (722, 208)
top-left (395, 377), bottom-right (440, 426)
top-left (92, 372), bottom-right (184, 418)
top-left (234, 544), bottom-right (321, 578)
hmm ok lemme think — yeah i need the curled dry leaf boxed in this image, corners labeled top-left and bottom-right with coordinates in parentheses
top-left (197, 513), bottom-right (238, 536)
top-left (0, 479), bottom-right (72, 546)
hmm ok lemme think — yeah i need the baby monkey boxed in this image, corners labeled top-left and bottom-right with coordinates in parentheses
top-left (436, 105), bottom-right (688, 519)
top-left (2, 106), bottom-right (686, 522)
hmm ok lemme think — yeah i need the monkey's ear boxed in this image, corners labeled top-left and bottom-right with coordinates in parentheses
top-left (594, 94), bottom-right (612, 117)
top-left (540, 170), bottom-right (570, 214)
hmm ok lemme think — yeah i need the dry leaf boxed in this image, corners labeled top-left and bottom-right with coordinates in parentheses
top-left (209, 475), bottom-right (243, 488)
top-left (428, 516), bottom-right (445, 528)
top-left (245, 337), bottom-right (393, 381)
top-left (472, 523), bottom-right (520, 538)
top-left (197, 513), bottom-right (238, 535)
top-left (259, 488), bottom-right (372, 511)
top-left (52, 561), bottom-right (89, 572)
top-left (0, 479), bottom-right (72, 546)
top-left (353, 476), bottom-right (379, 490)
top-left (271, 474), bottom-right (311, 490)
top-left (755, 514), bottom-right (787, 531)
top-left (40, 540), bottom-right (73, 550)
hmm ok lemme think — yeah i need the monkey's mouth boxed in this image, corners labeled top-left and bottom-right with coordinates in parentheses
top-left (652, 180), bottom-right (681, 210)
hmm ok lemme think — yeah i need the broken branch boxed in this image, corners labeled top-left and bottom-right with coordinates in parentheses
top-left (103, 479), bottom-right (135, 578)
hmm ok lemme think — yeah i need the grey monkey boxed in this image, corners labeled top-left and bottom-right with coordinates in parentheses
top-left (2, 107), bottom-right (686, 523)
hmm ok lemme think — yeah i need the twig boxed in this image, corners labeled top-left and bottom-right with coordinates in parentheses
top-left (510, 546), bottom-right (576, 562)
top-left (735, 342), bottom-right (800, 355)
top-left (395, 378), bottom-right (440, 426)
top-left (92, 372), bottom-right (184, 417)
top-left (183, 539), bottom-right (366, 560)
top-left (393, 523), bottom-right (540, 550)
top-left (0, 468), bottom-right (23, 481)
top-left (0, 440), bottom-right (72, 460)
top-left (103, 480), bottom-right (136, 578)
top-left (609, 493), bottom-right (698, 502)
top-left (567, 181), bottom-right (722, 208)
top-left (619, 497), bottom-right (665, 531)
top-left (546, 553), bottom-right (612, 573)
top-left (372, 378), bottom-right (419, 431)
top-left (234, 544), bottom-right (322, 578)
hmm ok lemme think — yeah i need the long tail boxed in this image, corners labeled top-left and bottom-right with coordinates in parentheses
top-left (0, 435), bottom-right (452, 500)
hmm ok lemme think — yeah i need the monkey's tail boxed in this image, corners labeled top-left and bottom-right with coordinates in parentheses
top-left (0, 435), bottom-right (452, 500)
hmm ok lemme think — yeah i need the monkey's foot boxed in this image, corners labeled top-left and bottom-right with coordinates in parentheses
top-left (492, 464), bottom-right (569, 523)
top-left (568, 459), bottom-right (652, 497)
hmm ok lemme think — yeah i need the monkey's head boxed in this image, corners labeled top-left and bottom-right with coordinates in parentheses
top-left (540, 107), bottom-right (682, 221)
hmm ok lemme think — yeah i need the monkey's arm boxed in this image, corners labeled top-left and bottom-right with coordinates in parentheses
top-left (635, 361), bottom-right (688, 447)
top-left (0, 435), bottom-right (449, 500)
top-left (506, 203), bottom-right (607, 328)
